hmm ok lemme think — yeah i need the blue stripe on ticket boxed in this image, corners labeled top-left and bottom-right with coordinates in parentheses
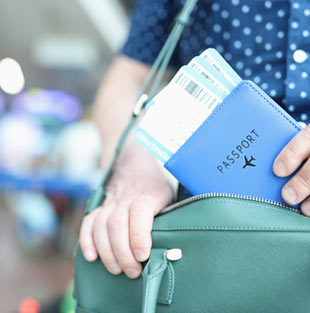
top-left (206, 48), bottom-right (242, 85)
top-left (134, 126), bottom-right (172, 163)
top-left (145, 99), bottom-right (155, 111)
top-left (194, 56), bottom-right (235, 92)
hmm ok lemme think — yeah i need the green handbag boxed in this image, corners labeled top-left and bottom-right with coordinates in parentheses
top-left (74, 1), bottom-right (310, 312)
top-left (75, 194), bottom-right (310, 313)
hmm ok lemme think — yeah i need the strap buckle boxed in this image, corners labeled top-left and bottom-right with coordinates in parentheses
top-left (133, 93), bottom-right (149, 116)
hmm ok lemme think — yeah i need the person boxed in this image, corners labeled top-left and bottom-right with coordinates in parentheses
top-left (79, 0), bottom-right (310, 279)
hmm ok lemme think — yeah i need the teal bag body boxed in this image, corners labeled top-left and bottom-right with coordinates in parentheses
top-left (74, 194), bottom-right (310, 313)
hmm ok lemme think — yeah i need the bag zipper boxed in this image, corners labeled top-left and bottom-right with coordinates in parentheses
top-left (160, 192), bottom-right (300, 215)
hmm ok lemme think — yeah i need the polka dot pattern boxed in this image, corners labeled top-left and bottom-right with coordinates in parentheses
top-left (122, 0), bottom-right (310, 122)
top-left (285, 0), bottom-right (310, 122)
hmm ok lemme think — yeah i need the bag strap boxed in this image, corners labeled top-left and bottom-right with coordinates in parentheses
top-left (85, 0), bottom-right (197, 215)
top-left (141, 249), bottom-right (168, 313)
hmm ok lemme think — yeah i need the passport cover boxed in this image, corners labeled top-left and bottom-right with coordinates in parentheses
top-left (164, 80), bottom-right (303, 208)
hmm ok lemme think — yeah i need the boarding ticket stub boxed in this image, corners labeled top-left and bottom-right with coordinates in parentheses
top-left (134, 65), bottom-right (226, 162)
top-left (200, 48), bottom-right (242, 87)
top-left (188, 56), bottom-right (235, 95)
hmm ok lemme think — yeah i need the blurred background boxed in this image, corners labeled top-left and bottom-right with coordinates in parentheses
top-left (0, 1), bottom-right (135, 312)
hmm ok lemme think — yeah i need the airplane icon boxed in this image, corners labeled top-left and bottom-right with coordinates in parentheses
top-left (243, 155), bottom-right (256, 168)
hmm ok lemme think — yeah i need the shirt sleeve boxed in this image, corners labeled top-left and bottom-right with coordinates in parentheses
top-left (120, 0), bottom-right (182, 68)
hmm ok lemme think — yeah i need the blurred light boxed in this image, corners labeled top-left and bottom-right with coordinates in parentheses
top-left (11, 89), bottom-right (82, 122)
top-left (19, 297), bottom-right (41, 313)
top-left (0, 58), bottom-right (25, 95)
top-left (0, 115), bottom-right (43, 173)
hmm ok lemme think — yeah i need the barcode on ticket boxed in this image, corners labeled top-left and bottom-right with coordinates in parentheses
top-left (189, 62), bottom-right (230, 95)
top-left (190, 63), bottom-right (217, 86)
top-left (174, 72), bottom-right (221, 108)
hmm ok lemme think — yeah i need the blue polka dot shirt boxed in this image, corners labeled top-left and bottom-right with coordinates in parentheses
top-left (121, 0), bottom-right (310, 123)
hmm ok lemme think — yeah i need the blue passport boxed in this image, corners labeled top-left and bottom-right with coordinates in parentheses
top-left (164, 80), bottom-right (303, 208)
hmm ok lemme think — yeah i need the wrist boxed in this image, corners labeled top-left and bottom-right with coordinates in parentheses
top-left (101, 132), bottom-right (178, 199)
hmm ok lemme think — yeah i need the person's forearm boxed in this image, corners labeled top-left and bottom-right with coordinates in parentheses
top-left (80, 56), bottom-right (180, 278)
top-left (93, 55), bottom-right (151, 168)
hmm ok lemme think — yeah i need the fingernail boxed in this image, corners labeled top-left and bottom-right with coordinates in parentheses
top-left (108, 264), bottom-right (122, 274)
top-left (85, 250), bottom-right (97, 261)
top-left (274, 160), bottom-right (286, 176)
top-left (134, 249), bottom-right (147, 262)
top-left (302, 202), bottom-right (310, 216)
top-left (125, 268), bottom-right (140, 279)
top-left (282, 185), bottom-right (297, 204)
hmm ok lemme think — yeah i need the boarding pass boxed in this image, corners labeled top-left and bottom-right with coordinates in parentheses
top-left (134, 48), bottom-right (242, 163)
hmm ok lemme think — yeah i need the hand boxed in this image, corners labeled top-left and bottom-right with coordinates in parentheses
top-left (79, 147), bottom-right (176, 279)
top-left (273, 124), bottom-right (310, 216)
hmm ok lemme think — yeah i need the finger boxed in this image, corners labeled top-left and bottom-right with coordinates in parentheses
top-left (301, 197), bottom-right (310, 217)
top-left (281, 158), bottom-right (310, 205)
top-left (93, 204), bottom-right (122, 275)
top-left (129, 190), bottom-right (173, 262)
top-left (79, 209), bottom-right (100, 262)
top-left (273, 124), bottom-right (310, 177)
top-left (108, 201), bottom-right (142, 279)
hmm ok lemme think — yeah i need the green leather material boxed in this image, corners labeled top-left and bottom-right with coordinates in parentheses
top-left (74, 195), bottom-right (310, 313)
top-left (142, 249), bottom-right (177, 310)
top-left (142, 249), bottom-right (168, 313)
top-left (156, 262), bottom-right (175, 305)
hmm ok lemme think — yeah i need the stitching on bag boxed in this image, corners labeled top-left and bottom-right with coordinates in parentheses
top-left (148, 268), bottom-right (166, 280)
top-left (153, 226), bottom-right (310, 231)
top-left (202, 199), bottom-right (300, 217)
top-left (144, 255), bottom-right (168, 308)
top-left (142, 260), bottom-right (151, 309)
top-left (153, 199), bottom-right (310, 231)
top-left (167, 81), bottom-right (300, 166)
top-left (165, 198), bottom-right (302, 217)
top-left (165, 262), bottom-right (174, 304)
top-left (142, 260), bottom-right (150, 278)
top-left (146, 257), bottom-right (168, 280)
top-left (168, 198), bottom-right (303, 217)
top-left (144, 276), bottom-right (150, 309)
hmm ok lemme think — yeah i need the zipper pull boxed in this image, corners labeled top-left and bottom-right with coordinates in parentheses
top-left (166, 248), bottom-right (182, 261)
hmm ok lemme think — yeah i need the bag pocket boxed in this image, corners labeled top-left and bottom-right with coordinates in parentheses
top-left (152, 195), bottom-right (310, 313)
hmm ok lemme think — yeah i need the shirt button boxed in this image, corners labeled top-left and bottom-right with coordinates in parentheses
top-left (293, 49), bottom-right (308, 63)
top-left (298, 121), bottom-right (307, 128)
